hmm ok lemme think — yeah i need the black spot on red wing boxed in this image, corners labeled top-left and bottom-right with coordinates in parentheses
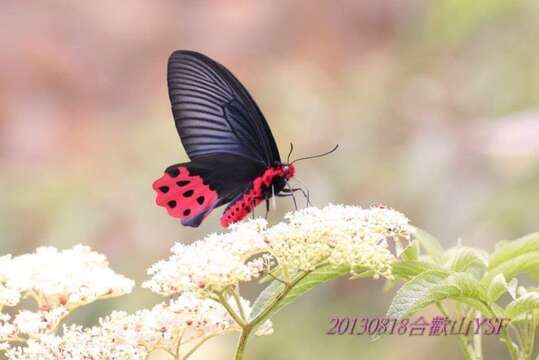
top-left (168, 200), bottom-right (177, 208)
top-left (159, 186), bottom-right (169, 193)
top-left (196, 196), bottom-right (205, 205)
top-left (177, 180), bottom-right (190, 187)
top-left (183, 209), bottom-right (191, 216)
top-left (166, 168), bottom-right (180, 177)
top-left (183, 190), bottom-right (194, 197)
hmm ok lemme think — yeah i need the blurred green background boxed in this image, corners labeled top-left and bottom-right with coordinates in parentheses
top-left (1, 1), bottom-right (539, 359)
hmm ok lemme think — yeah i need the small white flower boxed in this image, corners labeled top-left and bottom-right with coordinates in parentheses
top-left (0, 284), bottom-right (20, 307)
top-left (0, 313), bottom-right (16, 349)
top-left (14, 308), bottom-right (68, 337)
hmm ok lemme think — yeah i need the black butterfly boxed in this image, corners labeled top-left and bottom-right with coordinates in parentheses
top-left (152, 50), bottom-right (334, 227)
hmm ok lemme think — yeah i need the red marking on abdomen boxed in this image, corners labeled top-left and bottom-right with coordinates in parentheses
top-left (220, 165), bottom-right (294, 227)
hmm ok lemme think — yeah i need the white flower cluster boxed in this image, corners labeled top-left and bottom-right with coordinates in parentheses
top-left (143, 219), bottom-right (272, 297)
top-left (0, 245), bottom-right (134, 353)
top-left (145, 205), bottom-right (411, 298)
top-left (13, 308), bottom-right (68, 337)
top-left (1, 205), bottom-right (409, 358)
top-left (267, 205), bottom-right (411, 278)
top-left (0, 245), bottom-right (134, 309)
top-left (6, 293), bottom-right (271, 359)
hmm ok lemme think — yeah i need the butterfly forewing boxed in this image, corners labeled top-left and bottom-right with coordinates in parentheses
top-left (167, 50), bottom-right (280, 165)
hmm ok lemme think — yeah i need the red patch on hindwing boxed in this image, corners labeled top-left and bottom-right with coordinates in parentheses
top-left (152, 166), bottom-right (218, 226)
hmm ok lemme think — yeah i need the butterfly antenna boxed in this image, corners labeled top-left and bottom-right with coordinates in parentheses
top-left (291, 144), bottom-right (339, 164)
top-left (286, 142), bottom-right (294, 164)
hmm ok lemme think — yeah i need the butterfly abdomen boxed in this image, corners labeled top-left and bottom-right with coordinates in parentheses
top-left (220, 185), bottom-right (264, 228)
top-left (220, 165), bottom-right (295, 227)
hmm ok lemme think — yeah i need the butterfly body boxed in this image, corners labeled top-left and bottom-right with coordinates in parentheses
top-left (220, 164), bottom-right (295, 227)
top-left (153, 155), bottom-right (295, 227)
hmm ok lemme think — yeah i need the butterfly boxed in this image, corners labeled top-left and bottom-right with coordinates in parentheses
top-left (152, 50), bottom-right (335, 227)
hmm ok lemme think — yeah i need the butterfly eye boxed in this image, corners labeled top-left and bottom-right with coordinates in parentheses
top-left (283, 166), bottom-right (289, 174)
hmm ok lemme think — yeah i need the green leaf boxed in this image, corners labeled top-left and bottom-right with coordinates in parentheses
top-left (528, 272), bottom-right (539, 282)
top-left (250, 265), bottom-right (349, 322)
top-left (387, 270), bottom-right (488, 319)
top-left (412, 227), bottom-right (444, 263)
top-left (482, 252), bottom-right (539, 286)
top-left (489, 232), bottom-right (539, 270)
top-left (391, 260), bottom-right (443, 280)
top-left (444, 246), bottom-right (488, 272)
top-left (487, 273), bottom-right (508, 302)
top-left (506, 278), bottom-right (518, 299)
top-left (453, 297), bottom-right (492, 316)
top-left (484, 232), bottom-right (539, 285)
top-left (506, 292), bottom-right (539, 319)
top-left (401, 240), bottom-right (420, 261)
top-left (250, 280), bottom-right (284, 321)
top-left (489, 302), bottom-right (507, 318)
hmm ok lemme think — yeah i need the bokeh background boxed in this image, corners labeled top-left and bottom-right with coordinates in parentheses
top-left (1, 1), bottom-right (539, 359)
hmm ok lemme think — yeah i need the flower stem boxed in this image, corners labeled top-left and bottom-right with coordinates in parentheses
top-left (527, 311), bottom-right (537, 360)
top-left (217, 292), bottom-right (247, 328)
top-left (173, 329), bottom-right (184, 359)
top-left (250, 270), bottom-right (311, 326)
top-left (232, 288), bottom-right (246, 320)
top-left (183, 335), bottom-right (216, 359)
top-left (472, 312), bottom-right (482, 360)
top-left (232, 270), bottom-right (315, 359)
top-left (436, 302), bottom-right (477, 360)
top-left (234, 327), bottom-right (252, 360)
top-left (500, 327), bottom-right (519, 360)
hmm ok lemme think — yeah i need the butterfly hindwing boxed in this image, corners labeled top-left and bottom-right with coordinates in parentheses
top-left (153, 155), bottom-right (266, 227)
top-left (152, 165), bottom-right (219, 227)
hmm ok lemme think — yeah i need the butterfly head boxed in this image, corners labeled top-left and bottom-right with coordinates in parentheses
top-left (267, 163), bottom-right (295, 181)
top-left (281, 163), bottom-right (295, 179)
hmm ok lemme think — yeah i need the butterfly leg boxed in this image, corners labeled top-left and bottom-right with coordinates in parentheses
top-left (282, 182), bottom-right (313, 207)
top-left (265, 198), bottom-right (270, 219)
top-left (302, 187), bottom-right (312, 206)
top-left (281, 184), bottom-right (298, 210)
top-left (276, 194), bottom-right (297, 210)
top-left (282, 187), bottom-right (311, 207)
top-left (276, 192), bottom-right (297, 206)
